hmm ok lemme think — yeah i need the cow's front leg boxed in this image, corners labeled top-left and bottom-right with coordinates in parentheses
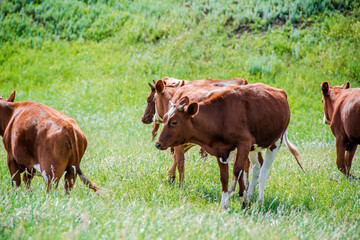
top-left (217, 157), bottom-right (229, 210)
top-left (174, 145), bottom-right (185, 187)
top-left (234, 143), bottom-right (251, 208)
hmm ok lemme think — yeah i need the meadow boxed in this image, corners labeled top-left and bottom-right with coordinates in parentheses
top-left (0, 0), bottom-right (360, 239)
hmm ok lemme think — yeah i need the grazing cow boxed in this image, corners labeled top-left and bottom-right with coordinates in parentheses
top-left (142, 78), bottom-right (249, 186)
top-left (0, 90), bottom-right (100, 193)
top-left (155, 84), bottom-right (305, 209)
top-left (321, 81), bottom-right (360, 179)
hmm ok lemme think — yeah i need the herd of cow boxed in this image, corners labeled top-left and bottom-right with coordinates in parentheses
top-left (0, 77), bottom-right (359, 209)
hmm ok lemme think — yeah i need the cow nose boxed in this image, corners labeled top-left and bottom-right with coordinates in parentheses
top-left (155, 143), bottom-right (161, 150)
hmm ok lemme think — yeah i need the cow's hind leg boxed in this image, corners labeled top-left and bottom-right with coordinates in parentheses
top-left (41, 163), bottom-right (67, 193)
top-left (257, 138), bottom-right (281, 203)
top-left (7, 155), bottom-right (21, 188)
top-left (335, 138), bottom-right (347, 176)
top-left (64, 166), bottom-right (77, 194)
top-left (23, 169), bottom-right (34, 190)
top-left (345, 143), bottom-right (358, 179)
top-left (246, 152), bottom-right (261, 203)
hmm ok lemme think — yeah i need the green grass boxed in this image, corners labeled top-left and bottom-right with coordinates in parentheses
top-left (1, 1), bottom-right (360, 239)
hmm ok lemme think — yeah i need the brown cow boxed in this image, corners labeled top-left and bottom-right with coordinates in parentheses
top-left (321, 81), bottom-right (360, 179)
top-left (0, 90), bottom-right (100, 193)
top-left (143, 78), bottom-right (249, 186)
top-left (155, 84), bottom-right (304, 209)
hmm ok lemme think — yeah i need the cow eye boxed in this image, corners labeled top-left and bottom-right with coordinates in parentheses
top-left (171, 120), bottom-right (178, 127)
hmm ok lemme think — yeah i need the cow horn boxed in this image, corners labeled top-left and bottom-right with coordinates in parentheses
top-left (148, 82), bottom-right (155, 90)
top-left (179, 103), bottom-right (186, 111)
top-left (152, 79), bottom-right (156, 84)
top-left (174, 81), bottom-right (181, 87)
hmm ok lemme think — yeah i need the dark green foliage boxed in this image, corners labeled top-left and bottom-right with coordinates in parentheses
top-left (0, 0), bottom-right (358, 44)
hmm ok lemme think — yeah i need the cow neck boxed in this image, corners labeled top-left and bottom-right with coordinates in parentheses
top-left (0, 102), bottom-right (15, 136)
top-left (188, 102), bottom-right (233, 158)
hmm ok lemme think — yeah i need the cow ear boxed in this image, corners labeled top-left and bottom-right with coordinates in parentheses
top-left (155, 80), bottom-right (165, 93)
top-left (321, 81), bottom-right (329, 96)
top-left (186, 102), bottom-right (198, 116)
top-left (179, 96), bottom-right (189, 106)
top-left (345, 81), bottom-right (350, 89)
top-left (7, 90), bottom-right (16, 102)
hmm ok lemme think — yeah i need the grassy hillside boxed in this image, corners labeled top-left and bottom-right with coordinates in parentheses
top-left (1, 0), bottom-right (360, 239)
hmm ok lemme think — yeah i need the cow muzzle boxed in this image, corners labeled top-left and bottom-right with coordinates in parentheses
top-left (155, 142), bottom-right (162, 150)
top-left (155, 142), bottom-right (168, 150)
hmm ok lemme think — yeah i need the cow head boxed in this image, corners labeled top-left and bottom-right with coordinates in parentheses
top-left (141, 79), bottom-right (184, 124)
top-left (321, 81), bottom-right (350, 125)
top-left (152, 79), bottom-right (183, 124)
top-left (155, 97), bottom-right (198, 150)
top-left (141, 80), bottom-right (156, 124)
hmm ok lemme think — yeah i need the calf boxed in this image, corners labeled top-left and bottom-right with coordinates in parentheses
top-left (321, 81), bottom-right (360, 179)
top-left (155, 84), bottom-right (304, 209)
top-left (0, 90), bottom-right (100, 193)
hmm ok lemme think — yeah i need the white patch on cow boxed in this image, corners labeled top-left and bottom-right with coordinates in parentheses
top-left (251, 144), bottom-right (265, 152)
top-left (257, 137), bottom-right (282, 203)
top-left (219, 157), bottom-right (228, 164)
top-left (166, 105), bottom-right (177, 119)
top-left (323, 115), bottom-right (330, 125)
top-left (220, 191), bottom-right (229, 209)
top-left (153, 102), bottom-right (163, 123)
top-left (34, 164), bottom-right (41, 173)
top-left (33, 164), bottom-right (48, 182)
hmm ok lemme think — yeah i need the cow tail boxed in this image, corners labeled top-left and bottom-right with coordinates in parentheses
top-left (283, 130), bottom-right (306, 174)
top-left (67, 125), bottom-right (101, 192)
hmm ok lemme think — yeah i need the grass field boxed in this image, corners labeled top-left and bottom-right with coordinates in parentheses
top-left (1, 0), bottom-right (360, 239)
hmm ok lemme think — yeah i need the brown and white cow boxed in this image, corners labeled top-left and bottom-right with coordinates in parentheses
top-left (142, 78), bottom-right (249, 186)
top-left (0, 90), bottom-right (100, 193)
top-left (155, 84), bottom-right (305, 209)
top-left (321, 81), bottom-right (360, 179)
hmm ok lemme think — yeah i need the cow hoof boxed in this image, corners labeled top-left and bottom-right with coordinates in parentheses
top-left (167, 175), bottom-right (176, 184)
top-left (242, 201), bottom-right (251, 210)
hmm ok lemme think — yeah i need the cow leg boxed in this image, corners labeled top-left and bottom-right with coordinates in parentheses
top-left (345, 143), bottom-right (358, 178)
top-left (257, 138), bottom-right (281, 203)
top-left (234, 143), bottom-right (251, 207)
top-left (167, 150), bottom-right (177, 183)
top-left (335, 138), bottom-right (347, 176)
top-left (22, 169), bottom-right (34, 190)
top-left (7, 155), bottom-right (21, 188)
top-left (229, 154), bottom-right (237, 194)
top-left (246, 152), bottom-right (261, 203)
top-left (217, 157), bottom-right (229, 210)
top-left (64, 166), bottom-right (77, 194)
top-left (174, 145), bottom-right (185, 187)
top-left (41, 164), bottom-right (66, 193)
